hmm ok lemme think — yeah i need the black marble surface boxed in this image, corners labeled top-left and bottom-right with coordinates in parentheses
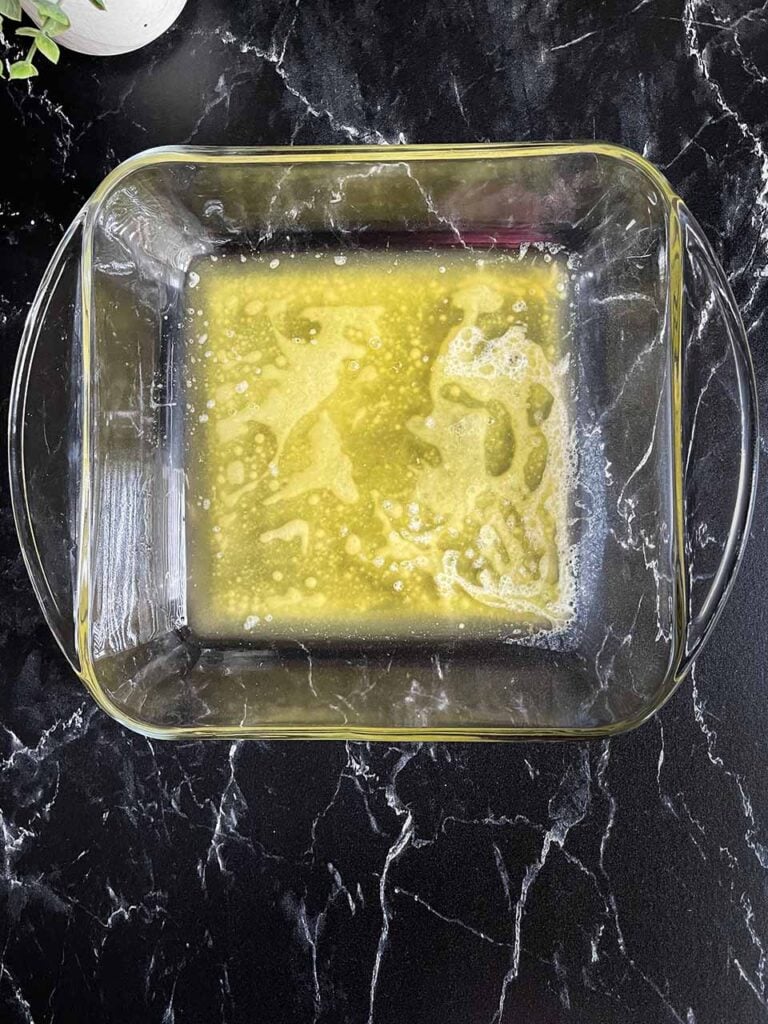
top-left (1, 1), bottom-right (767, 1021)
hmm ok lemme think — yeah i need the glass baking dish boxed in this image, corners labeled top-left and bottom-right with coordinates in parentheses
top-left (9, 143), bottom-right (758, 740)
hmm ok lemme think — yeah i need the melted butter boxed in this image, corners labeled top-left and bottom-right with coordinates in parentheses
top-left (185, 248), bottom-right (574, 639)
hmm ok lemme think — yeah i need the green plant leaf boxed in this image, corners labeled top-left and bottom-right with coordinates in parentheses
top-left (0, 0), bottom-right (22, 21)
top-left (9, 59), bottom-right (39, 78)
top-left (15, 25), bottom-right (40, 36)
top-left (35, 31), bottom-right (58, 62)
top-left (89, 0), bottom-right (106, 8)
top-left (33, 1), bottom-right (69, 26)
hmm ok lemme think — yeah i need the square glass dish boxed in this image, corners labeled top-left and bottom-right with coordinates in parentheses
top-left (9, 143), bottom-right (758, 739)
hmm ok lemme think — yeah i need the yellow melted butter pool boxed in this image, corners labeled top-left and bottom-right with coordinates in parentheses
top-left (184, 247), bottom-right (574, 640)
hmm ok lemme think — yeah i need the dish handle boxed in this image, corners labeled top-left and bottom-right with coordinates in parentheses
top-left (676, 202), bottom-right (759, 680)
top-left (8, 211), bottom-right (85, 672)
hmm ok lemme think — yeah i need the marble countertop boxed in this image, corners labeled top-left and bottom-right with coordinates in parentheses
top-left (1, 1), bottom-right (767, 1021)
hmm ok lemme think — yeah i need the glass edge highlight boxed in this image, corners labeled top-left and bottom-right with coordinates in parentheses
top-left (73, 140), bottom-right (691, 741)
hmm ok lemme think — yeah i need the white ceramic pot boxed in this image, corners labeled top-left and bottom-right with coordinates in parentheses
top-left (21, 0), bottom-right (188, 56)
